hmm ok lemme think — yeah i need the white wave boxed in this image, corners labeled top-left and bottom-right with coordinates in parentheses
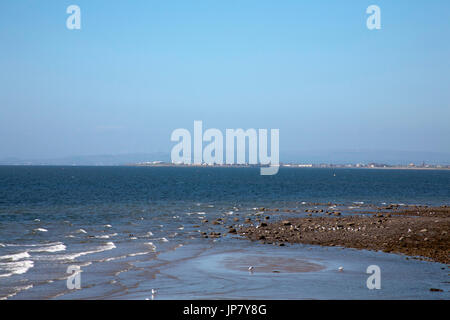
top-left (5, 242), bottom-right (61, 247)
top-left (0, 273), bottom-right (13, 278)
top-left (75, 229), bottom-right (87, 234)
top-left (28, 243), bottom-right (66, 253)
top-left (104, 224), bottom-right (112, 228)
top-left (95, 235), bottom-right (110, 239)
top-left (34, 228), bottom-right (48, 232)
top-left (99, 255), bottom-right (127, 262)
top-left (0, 251), bottom-right (30, 261)
top-left (94, 233), bottom-right (117, 239)
top-left (128, 252), bottom-right (149, 257)
top-left (225, 211), bottom-right (234, 215)
top-left (353, 201), bottom-right (364, 204)
top-left (0, 260), bottom-right (34, 277)
top-left (145, 242), bottom-right (157, 251)
top-left (47, 242), bottom-right (116, 261)
top-left (0, 284), bottom-right (33, 300)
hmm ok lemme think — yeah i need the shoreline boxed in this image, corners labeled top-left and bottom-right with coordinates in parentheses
top-left (0, 164), bottom-right (449, 171)
top-left (131, 164), bottom-right (450, 170)
top-left (237, 206), bottom-right (450, 264)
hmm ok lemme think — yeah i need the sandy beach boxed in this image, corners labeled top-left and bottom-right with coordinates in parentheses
top-left (237, 206), bottom-right (450, 264)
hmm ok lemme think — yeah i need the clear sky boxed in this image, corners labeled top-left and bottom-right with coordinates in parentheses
top-left (0, 0), bottom-right (449, 160)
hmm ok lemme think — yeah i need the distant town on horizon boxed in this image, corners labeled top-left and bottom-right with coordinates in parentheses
top-left (132, 161), bottom-right (450, 170)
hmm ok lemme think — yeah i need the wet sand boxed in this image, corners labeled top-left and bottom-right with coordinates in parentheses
top-left (223, 255), bottom-right (325, 273)
top-left (237, 206), bottom-right (450, 264)
top-left (122, 242), bottom-right (449, 299)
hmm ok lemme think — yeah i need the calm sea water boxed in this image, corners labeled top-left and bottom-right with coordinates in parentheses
top-left (0, 166), bottom-right (449, 299)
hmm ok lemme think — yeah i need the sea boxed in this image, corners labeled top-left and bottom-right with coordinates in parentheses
top-left (0, 166), bottom-right (449, 299)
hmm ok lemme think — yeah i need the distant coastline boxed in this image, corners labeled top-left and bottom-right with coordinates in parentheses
top-left (1, 163), bottom-right (449, 170)
top-left (0, 163), bottom-right (449, 170)
top-left (128, 161), bottom-right (450, 170)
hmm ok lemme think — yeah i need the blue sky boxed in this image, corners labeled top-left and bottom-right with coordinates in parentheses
top-left (0, 0), bottom-right (449, 161)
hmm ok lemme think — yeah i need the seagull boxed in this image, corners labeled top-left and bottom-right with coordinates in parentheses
top-left (338, 266), bottom-right (344, 272)
top-left (151, 289), bottom-right (157, 295)
top-left (248, 266), bottom-right (254, 272)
